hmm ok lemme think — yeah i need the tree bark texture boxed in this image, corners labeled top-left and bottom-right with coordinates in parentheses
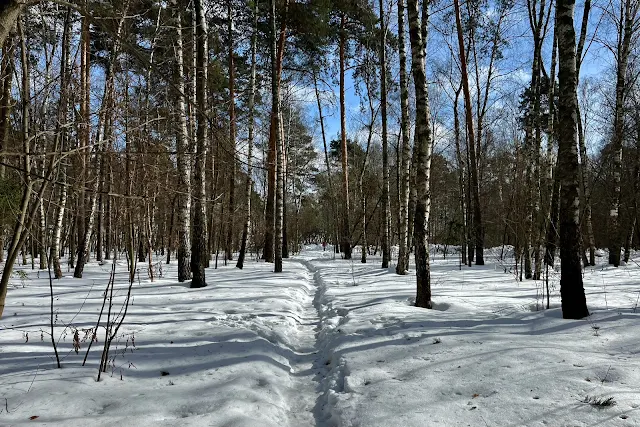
top-left (174, 1), bottom-right (192, 281)
top-left (556, 0), bottom-right (589, 319)
top-left (226, 0), bottom-right (236, 262)
top-left (408, 0), bottom-right (433, 309)
top-left (396, 0), bottom-right (412, 275)
top-left (380, 0), bottom-right (391, 269)
top-left (272, 0), bottom-right (286, 273)
top-left (190, 0), bottom-right (208, 288)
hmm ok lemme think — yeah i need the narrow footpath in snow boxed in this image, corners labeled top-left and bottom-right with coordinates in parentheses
top-left (1, 255), bottom-right (330, 427)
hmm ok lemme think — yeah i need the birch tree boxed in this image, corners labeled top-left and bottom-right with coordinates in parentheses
top-left (174, 0), bottom-right (191, 281)
top-left (51, 7), bottom-right (72, 279)
top-left (190, 0), bottom-right (208, 288)
top-left (556, 0), bottom-right (589, 319)
top-left (396, 0), bottom-right (412, 275)
top-left (408, 0), bottom-right (433, 308)
top-left (272, 0), bottom-right (285, 273)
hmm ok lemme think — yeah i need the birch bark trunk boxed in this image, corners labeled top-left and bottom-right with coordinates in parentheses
top-left (408, 0), bottom-right (433, 308)
top-left (174, 1), bottom-right (192, 281)
top-left (190, 0), bottom-right (208, 288)
top-left (556, 0), bottom-right (589, 319)
top-left (396, 0), bottom-right (412, 275)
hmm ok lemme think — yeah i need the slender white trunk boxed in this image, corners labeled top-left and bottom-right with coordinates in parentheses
top-left (174, 2), bottom-right (191, 281)
top-left (396, 0), bottom-right (412, 275)
top-left (408, 0), bottom-right (433, 308)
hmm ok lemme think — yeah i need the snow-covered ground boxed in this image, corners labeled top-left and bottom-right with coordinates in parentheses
top-left (1, 246), bottom-right (640, 426)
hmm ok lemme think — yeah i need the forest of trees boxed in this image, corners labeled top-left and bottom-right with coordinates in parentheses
top-left (1, 0), bottom-right (639, 320)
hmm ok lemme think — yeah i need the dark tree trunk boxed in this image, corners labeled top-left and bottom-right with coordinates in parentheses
top-left (608, 0), bottom-right (635, 267)
top-left (380, 0), bottom-right (391, 269)
top-left (455, 0), bottom-right (484, 265)
top-left (190, 0), bottom-right (208, 288)
top-left (272, 0), bottom-right (287, 273)
top-left (453, 87), bottom-right (467, 266)
top-left (339, 15), bottom-right (352, 260)
top-left (264, 2), bottom-right (287, 264)
top-left (226, 0), bottom-right (236, 263)
top-left (556, 0), bottom-right (589, 319)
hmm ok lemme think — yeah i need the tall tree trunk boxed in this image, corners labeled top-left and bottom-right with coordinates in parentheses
top-left (525, 0), bottom-right (550, 280)
top-left (123, 76), bottom-right (136, 282)
top-left (408, 0), bottom-right (433, 309)
top-left (174, 1), bottom-right (191, 281)
top-left (358, 67), bottom-right (377, 264)
top-left (556, 0), bottom-right (589, 319)
top-left (314, 71), bottom-right (339, 257)
top-left (339, 14), bottom-right (352, 260)
top-left (453, 86), bottom-right (468, 266)
top-left (74, 73), bottom-right (110, 278)
top-left (454, 0), bottom-right (484, 265)
top-left (226, 0), bottom-right (236, 262)
top-left (574, 0), bottom-right (595, 266)
top-left (237, 0), bottom-right (258, 270)
top-left (380, 0), bottom-right (391, 269)
top-left (608, 0), bottom-right (636, 267)
top-left (75, 4), bottom-right (90, 276)
top-left (50, 8), bottom-right (72, 279)
top-left (396, 0), bottom-right (412, 275)
top-left (272, 0), bottom-right (287, 273)
top-left (35, 43), bottom-right (53, 273)
top-left (264, 3), bottom-right (287, 263)
top-left (74, 7), bottom-right (126, 278)
top-left (190, 0), bottom-right (208, 288)
top-left (544, 30), bottom-right (559, 267)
